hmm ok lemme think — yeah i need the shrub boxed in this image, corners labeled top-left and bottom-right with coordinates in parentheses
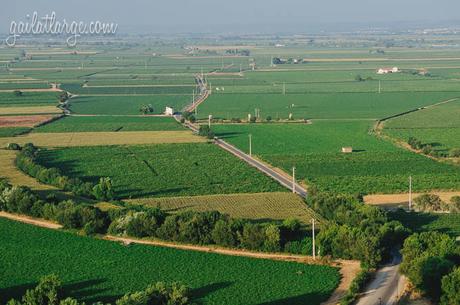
top-left (92, 177), bottom-right (114, 201)
top-left (414, 194), bottom-right (443, 212)
top-left (450, 196), bottom-right (460, 213)
top-left (441, 267), bottom-right (460, 305)
top-left (449, 148), bottom-right (460, 158)
top-left (198, 125), bottom-right (215, 139)
top-left (6, 143), bottom-right (21, 150)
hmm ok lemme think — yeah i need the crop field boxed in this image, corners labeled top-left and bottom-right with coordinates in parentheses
top-left (35, 116), bottom-right (185, 132)
top-left (0, 127), bottom-right (30, 137)
top-left (0, 106), bottom-right (62, 115)
top-left (0, 92), bottom-right (59, 107)
top-left (36, 143), bottom-right (285, 198)
top-left (0, 130), bottom-right (204, 147)
top-left (198, 91), bottom-right (460, 120)
top-left (128, 192), bottom-right (319, 224)
top-left (0, 218), bottom-right (341, 305)
top-left (0, 115), bottom-right (57, 128)
top-left (384, 99), bottom-right (460, 153)
top-left (67, 95), bottom-right (191, 115)
top-left (213, 121), bottom-right (460, 194)
top-left (389, 210), bottom-right (460, 237)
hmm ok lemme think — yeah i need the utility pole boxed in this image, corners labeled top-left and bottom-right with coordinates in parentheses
top-left (312, 218), bottom-right (316, 260)
top-left (409, 176), bottom-right (413, 211)
top-left (208, 115), bottom-right (212, 128)
top-left (378, 80), bottom-right (381, 94)
top-left (283, 82), bottom-right (286, 95)
top-left (249, 134), bottom-right (252, 157)
top-left (292, 167), bottom-right (296, 194)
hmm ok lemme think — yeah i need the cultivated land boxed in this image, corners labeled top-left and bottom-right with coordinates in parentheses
top-left (0, 130), bottom-right (204, 147)
top-left (0, 218), bottom-right (340, 305)
top-left (384, 98), bottom-right (460, 153)
top-left (34, 116), bottom-right (185, 132)
top-left (36, 143), bottom-right (285, 198)
top-left (213, 122), bottom-right (460, 194)
top-left (127, 192), bottom-right (319, 224)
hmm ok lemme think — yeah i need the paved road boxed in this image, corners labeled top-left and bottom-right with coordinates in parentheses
top-left (356, 255), bottom-right (406, 305)
top-left (177, 117), bottom-right (307, 197)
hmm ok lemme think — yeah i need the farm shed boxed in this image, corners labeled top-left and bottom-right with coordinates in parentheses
top-left (377, 67), bottom-right (399, 74)
top-left (341, 147), bottom-right (353, 153)
top-left (164, 107), bottom-right (174, 116)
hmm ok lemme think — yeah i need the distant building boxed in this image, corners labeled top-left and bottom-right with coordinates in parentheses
top-left (377, 67), bottom-right (399, 74)
top-left (341, 147), bottom-right (353, 153)
top-left (164, 107), bottom-right (174, 116)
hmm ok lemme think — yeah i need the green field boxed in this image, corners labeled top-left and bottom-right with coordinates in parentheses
top-left (68, 95), bottom-right (190, 115)
top-left (212, 121), bottom-right (460, 194)
top-left (389, 210), bottom-right (460, 237)
top-left (0, 127), bottom-right (30, 137)
top-left (35, 116), bottom-right (184, 132)
top-left (0, 218), bottom-right (340, 305)
top-left (0, 92), bottom-right (59, 107)
top-left (384, 99), bottom-right (460, 153)
top-left (198, 91), bottom-right (460, 120)
top-left (36, 143), bottom-right (285, 198)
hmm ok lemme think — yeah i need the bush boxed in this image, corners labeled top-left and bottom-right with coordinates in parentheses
top-left (198, 125), bottom-right (215, 139)
top-left (6, 143), bottom-right (21, 150)
top-left (92, 177), bottom-right (114, 201)
top-left (449, 148), bottom-right (460, 158)
top-left (441, 267), bottom-right (460, 305)
top-left (414, 194), bottom-right (443, 212)
top-left (450, 196), bottom-right (460, 213)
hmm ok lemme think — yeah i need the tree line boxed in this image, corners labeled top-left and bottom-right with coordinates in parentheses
top-left (6, 274), bottom-right (190, 305)
top-left (0, 178), bottom-right (311, 254)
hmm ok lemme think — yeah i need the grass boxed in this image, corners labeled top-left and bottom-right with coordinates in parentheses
top-left (212, 121), bottom-right (460, 194)
top-left (388, 210), bottom-right (460, 237)
top-left (0, 131), bottom-right (204, 147)
top-left (0, 218), bottom-right (341, 305)
top-left (35, 116), bottom-right (185, 132)
top-left (35, 143), bottom-right (285, 198)
top-left (198, 91), bottom-right (460, 120)
top-left (127, 192), bottom-right (319, 224)
top-left (68, 95), bottom-right (190, 115)
top-left (384, 99), bottom-right (460, 152)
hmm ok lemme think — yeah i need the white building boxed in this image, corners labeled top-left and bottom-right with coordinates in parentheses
top-left (164, 107), bottom-right (174, 116)
top-left (377, 67), bottom-right (399, 74)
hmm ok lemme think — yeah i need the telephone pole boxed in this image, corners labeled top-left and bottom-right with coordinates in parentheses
top-left (208, 115), bottom-right (212, 128)
top-left (292, 167), bottom-right (296, 194)
top-left (312, 218), bottom-right (316, 260)
top-left (409, 176), bottom-right (413, 211)
top-left (283, 82), bottom-right (286, 95)
top-left (378, 80), bottom-right (381, 94)
top-left (249, 134), bottom-right (252, 157)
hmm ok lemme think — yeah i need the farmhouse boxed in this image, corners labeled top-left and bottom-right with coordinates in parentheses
top-left (377, 67), bottom-right (399, 74)
top-left (164, 107), bottom-right (174, 116)
top-left (341, 147), bottom-right (353, 153)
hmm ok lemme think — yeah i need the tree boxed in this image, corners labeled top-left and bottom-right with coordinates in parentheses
top-left (264, 224), bottom-right (281, 252)
top-left (198, 125), bottom-right (215, 139)
top-left (355, 75), bottom-right (364, 82)
top-left (449, 148), bottom-right (460, 158)
top-left (211, 219), bottom-right (236, 247)
top-left (266, 116), bottom-right (272, 122)
top-left (441, 267), bottom-right (460, 305)
top-left (139, 104), bottom-right (154, 115)
top-left (17, 274), bottom-right (62, 305)
top-left (92, 177), bottom-right (114, 201)
top-left (59, 92), bottom-right (69, 104)
top-left (13, 90), bottom-right (23, 97)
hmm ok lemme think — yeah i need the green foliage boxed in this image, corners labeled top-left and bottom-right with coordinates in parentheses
top-left (441, 267), bottom-right (460, 305)
top-left (92, 177), bottom-right (114, 201)
top-left (400, 232), bottom-right (460, 301)
top-left (7, 274), bottom-right (62, 305)
top-left (0, 218), bottom-right (340, 305)
top-left (414, 194), bottom-right (444, 212)
top-left (198, 125), bottom-right (215, 139)
top-left (139, 104), bottom-right (154, 115)
top-left (35, 144), bottom-right (284, 199)
top-left (6, 143), bottom-right (21, 150)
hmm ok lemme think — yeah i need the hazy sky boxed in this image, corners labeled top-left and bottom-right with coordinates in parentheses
top-left (2, 0), bottom-right (460, 33)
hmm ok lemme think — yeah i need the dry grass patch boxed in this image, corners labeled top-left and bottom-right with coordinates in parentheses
top-left (364, 191), bottom-right (460, 208)
top-left (127, 192), bottom-right (320, 224)
top-left (0, 106), bottom-right (62, 115)
top-left (0, 131), bottom-right (205, 147)
top-left (0, 149), bottom-right (54, 190)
